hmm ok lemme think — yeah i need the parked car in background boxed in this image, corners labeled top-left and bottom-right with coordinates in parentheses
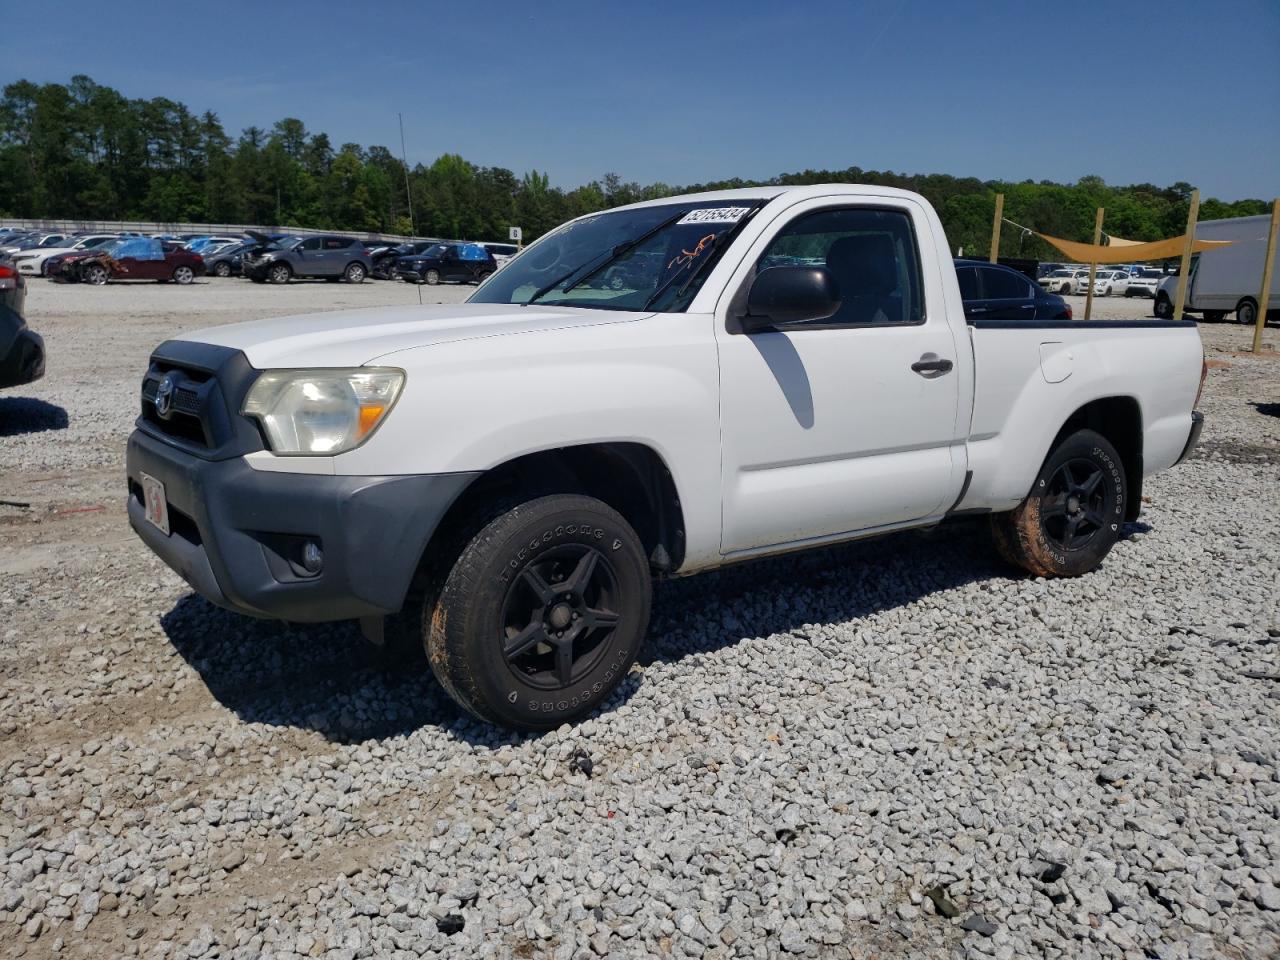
top-left (48, 237), bottom-right (205, 285)
top-left (368, 240), bottom-right (439, 279)
top-left (242, 233), bottom-right (371, 284)
top-left (188, 236), bottom-right (244, 254)
top-left (1124, 268), bottom-right (1165, 298)
top-left (1091, 269), bottom-right (1131, 296)
top-left (0, 254), bottom-right (44, 389)
top-left (956, 260), bottom-right (1072, 322)
top-left (395, 242), bottom-right (497, 284)
top-left (1154, 214), bottom-right (1280, 325)
top-left (1038, 268), bottom-right (1077, 295)
top-left (479, 242), bottom-right (519, 267)
top-left (2, 232), bottom-right (70, 255)
top-left (11, 234), bottom-right (119, 276)
top-left (204, 238), bottom-right (264, 278)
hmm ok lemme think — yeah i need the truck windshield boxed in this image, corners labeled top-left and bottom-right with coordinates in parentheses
top-left (470, 200), bottom-right (766, 312)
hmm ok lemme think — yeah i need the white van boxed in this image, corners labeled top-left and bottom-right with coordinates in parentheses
top-left (1155, 214), bottom-right (1279, 325)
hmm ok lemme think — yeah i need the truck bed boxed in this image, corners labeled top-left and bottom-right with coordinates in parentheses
top-left (959, 318), bottom-right (1203, 513)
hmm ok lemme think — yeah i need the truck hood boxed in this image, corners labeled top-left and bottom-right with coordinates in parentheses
top-left (183, 303), bottom-right (650, 368)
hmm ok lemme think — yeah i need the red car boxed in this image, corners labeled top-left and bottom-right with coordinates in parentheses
top-left (48, 238), bottom-right (205, 285)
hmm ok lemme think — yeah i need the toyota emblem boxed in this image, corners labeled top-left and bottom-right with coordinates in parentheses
top-left (155, 374), bottom-right (176, 418)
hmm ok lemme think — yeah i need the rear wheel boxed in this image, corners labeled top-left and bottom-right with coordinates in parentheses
top-left (475, 270), bottom-right (493, 284)
top-left (214, 261), bottom-right (231, 278)
top-left (426, 494), bottom-right (650, 730)
top-left (1236, 298), bottom-right (1258, 327)
top-left (991, 428), bottom-right (1126, 578)
top-left (172, 265), bottom-right (194, 285)
top-left (268, 263), bottom-right (291, 284)
top-left (344, 262), bottom-right (367, 284)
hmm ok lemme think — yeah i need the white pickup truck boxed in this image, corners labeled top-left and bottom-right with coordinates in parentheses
top-left (127, 185), bottom-right (1206, 729)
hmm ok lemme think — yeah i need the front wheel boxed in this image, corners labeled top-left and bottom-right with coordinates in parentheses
top-left (424, 268), bottom-right (440, 285)
top-left (1153, 293), bottom-right (1174, 319)
top-left (426, 494), bottom-right (651, 730)
top-left (84, 264), bottom-right (109, 285)
top-left (991, 428), bottom-right (1126, 578)
top-left (214, 262), bottom-right (231, 278)
top-left (268, 263), bottom-right (291, 284)
top-left (344, 262), bottom-right (366, 284)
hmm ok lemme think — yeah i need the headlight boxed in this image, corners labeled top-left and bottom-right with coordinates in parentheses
top-left (242, 368), bottom-right (404, 455)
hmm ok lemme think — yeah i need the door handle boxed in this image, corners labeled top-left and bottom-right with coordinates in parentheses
top-left (911, 355), bottom-right (954, 377)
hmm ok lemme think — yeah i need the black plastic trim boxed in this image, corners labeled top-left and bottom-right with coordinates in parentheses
top-left (127, 428), bottom-right (480, 621)
top-left (1174, 411), bottom-right (1205, 466)
top-left (136, 340), bottom-right (265, 461)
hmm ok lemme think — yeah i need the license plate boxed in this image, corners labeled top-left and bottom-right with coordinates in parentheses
top-left (140, 473), bottom-right (170, 536)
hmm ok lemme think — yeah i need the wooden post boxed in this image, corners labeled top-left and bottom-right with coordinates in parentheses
top-left (1174, 189), bottom-right (1200, 322)
top-left (1252, 197), bottom-right (1280, 353)
top-left (1084, 207), bottom-right (1104, 322)
top-left (989, 194), bottom-right (1004, 263)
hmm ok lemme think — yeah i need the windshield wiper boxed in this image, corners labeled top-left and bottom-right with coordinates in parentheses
top-left (524, 209), bottom-right (687, 306)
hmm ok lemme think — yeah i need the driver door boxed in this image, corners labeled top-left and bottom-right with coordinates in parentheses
top-left (715, 198), bottom-right (967, 556)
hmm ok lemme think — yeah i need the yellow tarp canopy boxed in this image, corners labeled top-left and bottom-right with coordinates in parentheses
top-left (1036, 232), bottom-right (1233, 264)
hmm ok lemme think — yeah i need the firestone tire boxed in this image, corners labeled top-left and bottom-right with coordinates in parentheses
top-left (426, 494), bottom-right (650, 731)
top-left (991, 428), bottom-right (1126, 578)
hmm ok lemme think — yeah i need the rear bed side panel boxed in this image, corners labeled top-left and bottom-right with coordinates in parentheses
top-left (958, 323), bottom-right (1203, 512)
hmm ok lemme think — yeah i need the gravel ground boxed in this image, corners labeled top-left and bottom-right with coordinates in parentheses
top-left (1, 279), bottom-right (1277, 960)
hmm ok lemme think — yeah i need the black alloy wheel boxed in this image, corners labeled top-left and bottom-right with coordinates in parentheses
top-left (500, 544), bottom-right (621, 690)
top-left (1038, 458), bottom-right (1108, 552)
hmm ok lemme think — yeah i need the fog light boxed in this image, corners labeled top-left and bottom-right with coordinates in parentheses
top-left (301, 541), bottom-right (323, 574)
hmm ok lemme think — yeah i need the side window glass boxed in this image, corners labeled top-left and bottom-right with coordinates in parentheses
top-left (983, 267), bottom-right (1029, 299)
top-left (755, 207), bottom-right (923, 325)
top-left (323, 238), bottom-right (350, 250)
top-left (298, 237), bottom-right (323, 251)
top-left (956, 267), bottom-right (980, 300)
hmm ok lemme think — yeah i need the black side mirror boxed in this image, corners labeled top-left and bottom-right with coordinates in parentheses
top-left (740, 266), bottom-right (841, 333)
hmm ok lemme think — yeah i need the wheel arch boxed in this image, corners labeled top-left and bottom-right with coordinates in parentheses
top-left (1049, 395), bottom-right (1143, 521)
top-left (415, 441), bottom-right (687, 597)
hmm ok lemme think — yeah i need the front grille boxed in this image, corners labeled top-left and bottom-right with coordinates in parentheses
top-left (141, 367), bottom-right (212, 447)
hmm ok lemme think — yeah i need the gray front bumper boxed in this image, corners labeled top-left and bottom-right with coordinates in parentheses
top-left (127, 428), bottom-right (479, 622)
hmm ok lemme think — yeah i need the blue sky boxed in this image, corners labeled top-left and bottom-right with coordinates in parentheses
top-left (6, 0), bottom-right (1278, 200)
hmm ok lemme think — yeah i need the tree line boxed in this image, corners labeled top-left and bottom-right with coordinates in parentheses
top-left (1, 75), bottom-right (1269, 258)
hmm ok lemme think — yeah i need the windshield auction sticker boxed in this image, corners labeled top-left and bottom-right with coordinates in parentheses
top-left (678, 207), bottom-right (751, 225)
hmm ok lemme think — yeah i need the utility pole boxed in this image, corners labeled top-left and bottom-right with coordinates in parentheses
top-left (1252, 197), bottom-right (1279, 353)
top-left (1084, 207), bottom-right (1104, 322)
top-left (989, 194), bottom-right (1003, 263)
top-left (1174, 189), bottom-right (1200, 322)
top-left (399, 113), bottom-right (415, 237)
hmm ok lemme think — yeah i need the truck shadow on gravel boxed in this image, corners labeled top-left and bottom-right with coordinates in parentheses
top-left (158, 518), bottom-right (1148, 747)
top-left (0, 397), bottom-right (69, 436)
